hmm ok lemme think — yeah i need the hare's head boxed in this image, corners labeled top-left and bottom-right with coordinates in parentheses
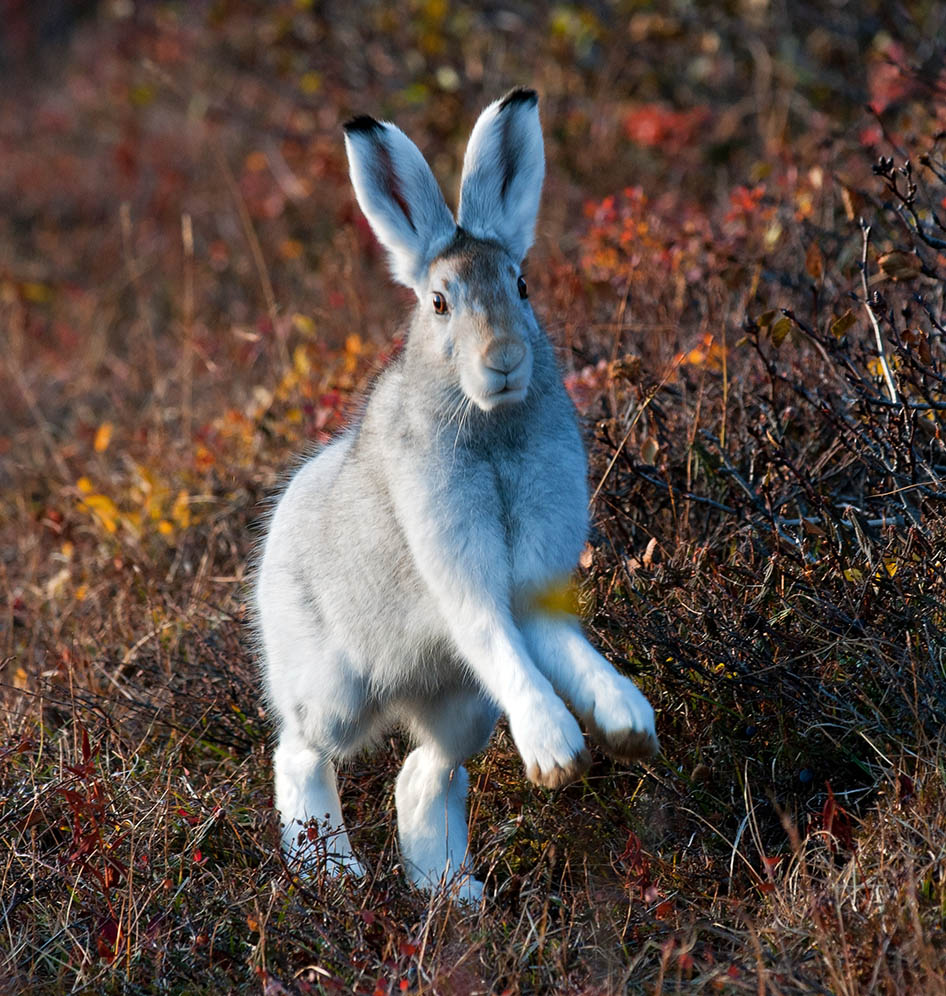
top-left (344, 89), bottom-right (545, 412)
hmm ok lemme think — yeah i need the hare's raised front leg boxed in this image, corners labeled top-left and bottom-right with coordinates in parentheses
top-left (389, 467), bottom-right (591, 789)
top-left (396, 689), bottom-right (498, 901)
top-left (521, 615), bottom-right (659, 761)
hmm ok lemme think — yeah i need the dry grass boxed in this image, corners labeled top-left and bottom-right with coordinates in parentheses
top-left (2, 2), bottom-right (945, 993)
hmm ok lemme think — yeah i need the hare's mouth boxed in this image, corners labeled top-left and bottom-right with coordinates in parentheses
top-left (479, 383), bottom-right (529, 411)
top-left (472, 362), bottom-right (531, 411)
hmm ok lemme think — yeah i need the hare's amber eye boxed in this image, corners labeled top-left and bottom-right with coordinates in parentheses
top-left (432, 292), bottom-right (449, 315)
top-left (517, 275), bottom-right (528, 300)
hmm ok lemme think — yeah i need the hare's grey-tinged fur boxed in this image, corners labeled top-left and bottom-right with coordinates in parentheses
top-left (255, 89), bottom-right (658, 902)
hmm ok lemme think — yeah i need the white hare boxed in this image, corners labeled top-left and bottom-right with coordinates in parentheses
top-left (255, 88), bottom-right (658, 901)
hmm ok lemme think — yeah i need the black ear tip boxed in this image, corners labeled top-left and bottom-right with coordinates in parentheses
top-left (499, 87), bottom-right (538, 111)
top-left (344, 114), bottom-right (383, 136)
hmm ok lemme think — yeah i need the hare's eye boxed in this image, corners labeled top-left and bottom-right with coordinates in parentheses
top-left (432, 292), bottom-right (449, 315)
top-left (517, 275), bottom-right (528, 300)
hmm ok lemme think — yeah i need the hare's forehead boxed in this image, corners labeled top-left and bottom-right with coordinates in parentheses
top-left (429, 235), bottom-right (517, 295)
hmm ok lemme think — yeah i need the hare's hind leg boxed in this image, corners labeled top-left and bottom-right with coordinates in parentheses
top-left (274, 731), bottom-right (364, 876)
top-left (261, 599), bottom-right (370, 876)
top-left (396, 690), bottom-right (498, 902)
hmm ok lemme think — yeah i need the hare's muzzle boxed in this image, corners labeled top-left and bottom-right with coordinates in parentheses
top-left (483, 339), bottom-right (526, 375)
top-left (477, 337), bottom-right (531, 410)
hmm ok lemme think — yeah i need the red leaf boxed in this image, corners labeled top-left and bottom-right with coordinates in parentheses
top-left (96, 917), bottom-right (122, 962)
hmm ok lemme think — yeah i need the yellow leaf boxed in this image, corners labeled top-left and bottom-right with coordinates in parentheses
top-left (291, 313), bottom-right (315, 337)
top-left (171, 491), bottom-right (191, 529)
top-left (300, 71), bottom-right (322, 94)
top-left (21, 281), bottom-right (52, 303)
top-left (82, 493), bottom-right (119, 534)
top-left (531, 578), bottom-right (579, 617)
top-left (14, 666), bottom-right (29, 689)
top-left (770, 316), bottom-right (791, 347)
top-left (829, 310), bottom-right (856, 339)
top-left (94, 422), bottom-right (113, 453)
top-left (158, 520), bottom-right (174, 536)
top-left (76, 584), bottom-right (88, 602)
top-left (866, 356), bottom-right (892, 379)
top-left (843, 568), bottom-right (863, 583)
top-left (292, 345), bottom-right (311, 377)
top-left (77, 476), bottom-right (94, 495)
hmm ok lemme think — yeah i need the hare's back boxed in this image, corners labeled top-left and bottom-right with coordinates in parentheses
top-left (259, 433), bottom-right (355, 580)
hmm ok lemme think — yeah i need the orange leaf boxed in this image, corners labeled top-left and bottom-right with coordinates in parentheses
top-left (805, 242), bottom-right (823, 281)
top-left (879, 250), bottom-right (922, 281)
top-left (93, 422), bottom-right (113, 453)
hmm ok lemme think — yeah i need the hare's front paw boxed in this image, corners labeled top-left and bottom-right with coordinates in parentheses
top-left (587, 677), bottom-right (659, 762)
top-left (510, 699), bottom-right (591, 789)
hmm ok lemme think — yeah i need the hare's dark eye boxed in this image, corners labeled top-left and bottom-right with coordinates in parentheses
top-left (517, 275), bottom-right (528, 300)
top-left (432, 292), bottom-right (449, 315)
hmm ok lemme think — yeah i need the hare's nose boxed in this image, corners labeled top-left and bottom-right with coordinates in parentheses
top-left (483, 339), bottom-right (526, 374)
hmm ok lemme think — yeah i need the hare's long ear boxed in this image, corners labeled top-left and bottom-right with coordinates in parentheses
top-left (344, 116), bottom-right (456, 290)
top-left (457, 88), bottom-right (544, 264)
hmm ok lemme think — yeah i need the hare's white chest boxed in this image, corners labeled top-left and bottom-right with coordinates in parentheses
top-left (488, 422), bottom-right (589, 592)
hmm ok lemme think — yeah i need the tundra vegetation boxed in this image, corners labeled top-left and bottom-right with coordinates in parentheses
top-left (1, 2), bottom-right (944, 994)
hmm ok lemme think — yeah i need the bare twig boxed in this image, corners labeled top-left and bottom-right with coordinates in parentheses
top-left (859, 220), bottom-right (899, 404)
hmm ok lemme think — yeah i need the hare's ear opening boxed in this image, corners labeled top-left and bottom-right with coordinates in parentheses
top-left (457, 88), bottom-right (545, 265)
top-left (344, 116), bottom-right (457, 291)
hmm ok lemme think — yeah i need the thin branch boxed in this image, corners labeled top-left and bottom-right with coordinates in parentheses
top-left (859, 220), bottom-right (899, 404)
